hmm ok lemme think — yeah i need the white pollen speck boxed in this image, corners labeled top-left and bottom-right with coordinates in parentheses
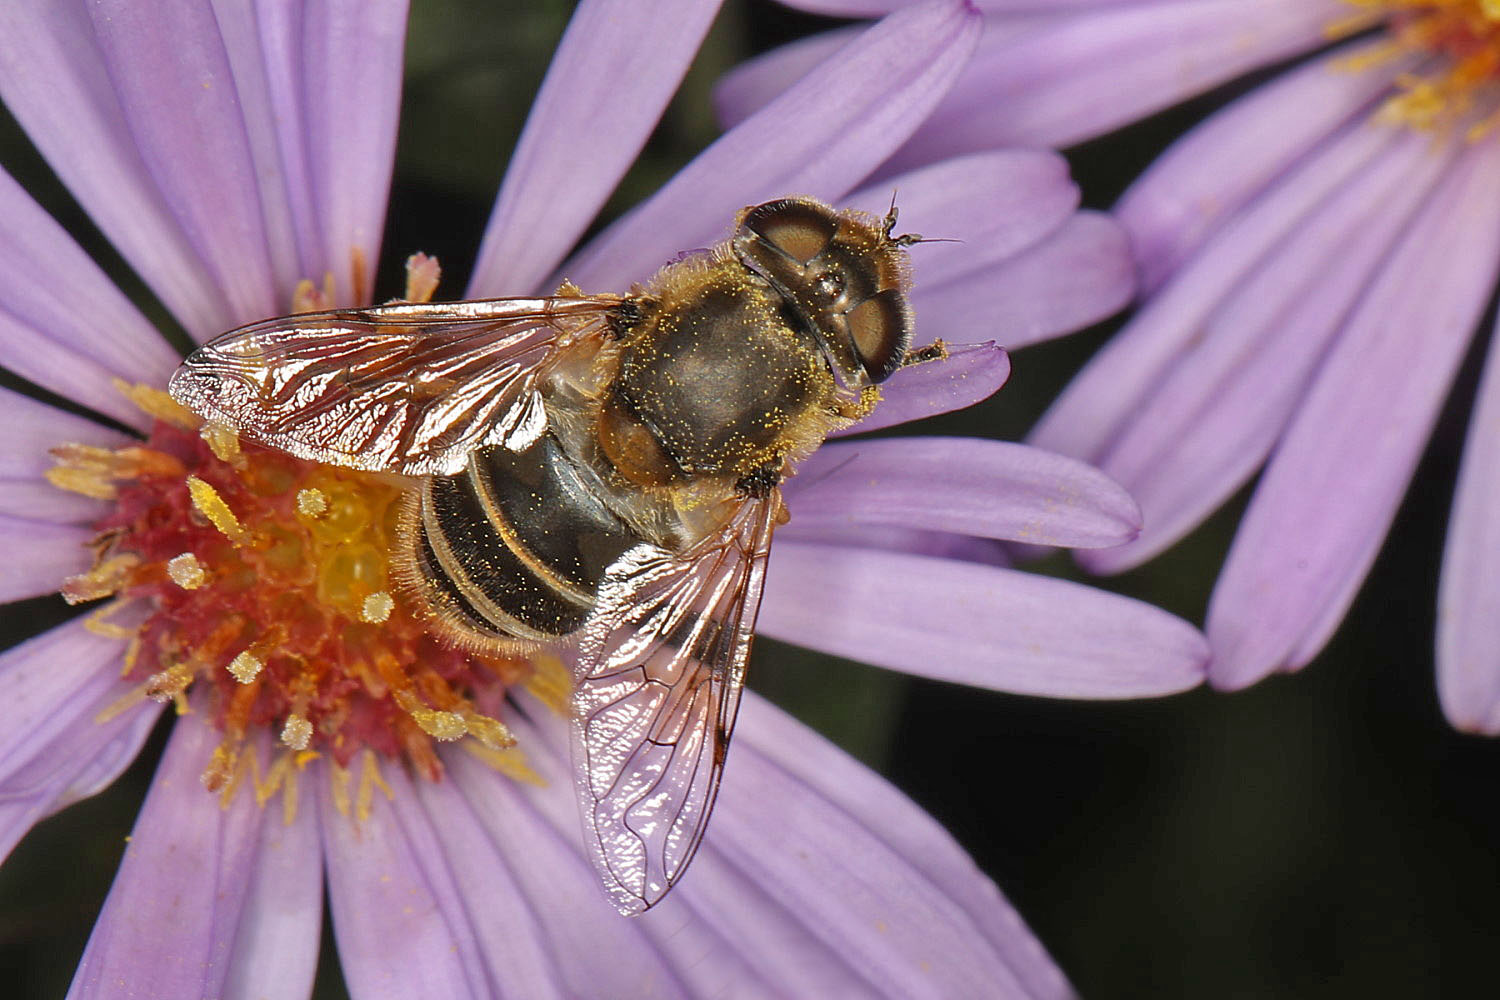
top-left (281, 714), bottom-right (313, 751)
top-left (296, 488), bottom-right (329, 516)
top-left (361, 591), bottom-right (394, 623)
top-left (227, 650), bottom-right (263, 684)
top-left (166, 552), bottom-right (206, 589)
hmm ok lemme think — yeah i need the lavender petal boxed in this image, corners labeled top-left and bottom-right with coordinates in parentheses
top-left (1439, 316), bottom-right (1500, 734)
top-left (87, 0), bottom-right (280, 328)
top-left (837, 342), bottom-right (1011, 437)
top-left (761, 541), bottom-right (1207, 696)
top-left (0, 388), bottom-right (133, 523)
top-left (0, 2), bottom-right (233, 336)
top-left (783, 436), bottom-right (1141, 548)
top-left (1081, 127), bottom-right (1455, 574)
top-left (562, 0), bottom-right (981, 291)
top-left (69, 717), bottom-right (295, 1000)
top-left (445, 747), bottom-right (688, 996)
top-left (1029, 107), bottom-right (1405, 467)
top-left (714, 692), bottom-right (1076, 999)
top-left (0, 166), bottom-right (178, 428)
top-left (845, 149), bottom-right (1080, 286)
top-left (321, 758), bottom-right (498, 998)
top-left (219, 754), bottom-right (323, 1000)
top-left (210, 0), bottom-right (410, 307)
top-left (1207, 140), bottom-right (1500, 690)
top-left (886, 0), bottom-right (1344, 169)
top-left (913, 211), bottom-right (1133, 350)
top-left (0, 515), bottom-right (92, 602)
top-left (1117, 41), bottom-right (1411, 293)
top-left (470, 0), bottom-right (725, 296)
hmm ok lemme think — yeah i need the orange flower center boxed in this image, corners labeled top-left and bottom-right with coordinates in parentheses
top-left (1340, 1), bottom-right (1500, 135)
top-left (50, 265), bottom-right (567, 802)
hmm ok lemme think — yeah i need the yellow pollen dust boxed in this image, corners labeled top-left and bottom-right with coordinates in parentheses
top-left (295, 487), bottom-right (329, 516)
top-left (166, 552), bottom-right (206, 589)
top-left (1339, 0), bottom-right (1500, 137)
top-left (281, 713), bottom-right (313, 751)
top-left (360, 590), bottom-right (395, 623)
top-left (227, 650), bottom-right (263, 684)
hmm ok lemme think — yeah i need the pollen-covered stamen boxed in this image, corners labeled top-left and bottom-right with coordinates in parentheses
top-left (1341, 1), bottom-right (1500, 136)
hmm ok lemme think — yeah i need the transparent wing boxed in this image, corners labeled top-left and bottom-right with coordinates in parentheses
top-left (572, 496), bottom-right (779, 915)
top-left (167, 296), bottom-right (621, 475)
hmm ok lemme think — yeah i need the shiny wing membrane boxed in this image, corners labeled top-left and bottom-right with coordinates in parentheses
top-left (168, 296), bottom-right (620, 475)
top-left (572, 496), bottom-right (779, 915)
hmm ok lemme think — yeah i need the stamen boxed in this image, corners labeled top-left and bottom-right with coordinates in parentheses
top-left (199, 421), bottom-right (244, 467)
top-left (186, 475), bottom-right (249, 545)
top-left (111, 379), bottom-right (199, 429)
top-left (62, 553), bottom-right (140, 604)
top-left (166, 552), bottom-right (207, 589)
top-left (404, 252), bottom-right (442, 304)
top-left (360, 590), bottom-right (395, 623)
top-left (227, 650), bottom-right (263, 684)
top-left (145, 662), bottom-right (195, 703)
top-left (281, 713), bottom-right (313, 751)
top-left (295, 488), bottom-right (329, 516)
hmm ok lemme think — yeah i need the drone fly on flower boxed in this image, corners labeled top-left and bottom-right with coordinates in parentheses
top-left (168, 196), bottom-right (943, 915)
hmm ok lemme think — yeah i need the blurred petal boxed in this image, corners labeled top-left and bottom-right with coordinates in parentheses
top-left (838, 342), bottom-right (1011, 436)
top-left (1207, 140), bottom-right (1500, 690)
top-left (1029, 111), bottom-right (1404, 467)
top-left (886, 0), bottom-right (1343, 168)
top-left (780, 0), bottom-right (1128, 11)
top-left (0, 388), bottom-right (134, 523)
top-left (70, 718), bottom-right (317, 1000)
top-left (0, 1), bottom-right (233, 335)
top-left (784, 436), bottom-right (1141, 548)
top-left (0, 515), bottom-right (91, 602)
top-left (1116, 42), bottom-right (1409, 293)
top-left (563, 0), bottom-right (980, 290)
top-left (761, 541), bottom-right (1207, 696)
top-left (1439, 318), bottom-right (1500, 734)
top-left (0, 166), bottom-right (178, 429)
top-left (1082, 127), bottom-right (1454, 573)
top-left (845, 149), bottom-right (1080, 284)
top-left (470, 0), bottom-right (724, 296)
top-left (87, 0), bottom-right (279, 326)
top-left (914, 212), bottom-right (1133, 350)
top-left (714, 15), bottom-right (1056, 132)
top-left (321, 759), bottom-right (495, 999)
top-left (722, 693), bottom-right (1075, 1000)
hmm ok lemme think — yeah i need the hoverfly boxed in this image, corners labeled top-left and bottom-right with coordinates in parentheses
top-left (169, 197), bottom-right (941, 914)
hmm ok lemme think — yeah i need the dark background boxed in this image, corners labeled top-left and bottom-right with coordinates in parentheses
top-left (2, 2), bottom-right (1497, 997)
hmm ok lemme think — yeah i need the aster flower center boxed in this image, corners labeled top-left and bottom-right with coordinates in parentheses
top-left (1340, 0), bottom-right (1500, 135)
top-left (49, 262), bottom-right (565, 803)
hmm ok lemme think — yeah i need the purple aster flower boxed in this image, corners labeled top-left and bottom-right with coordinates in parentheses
top-left (0, 1), bottom-right (1208, 996)
top-left (739, 0), bottom-right (1500, 724)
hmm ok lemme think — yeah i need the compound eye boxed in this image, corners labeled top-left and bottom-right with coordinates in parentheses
top-left (846, 289), bottom-right (912, 383)
top-left (743, 199), bottom-right (837, 265)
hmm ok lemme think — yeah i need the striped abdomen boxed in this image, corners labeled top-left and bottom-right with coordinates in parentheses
top-left (407, 433), bottom-right (641, 648)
